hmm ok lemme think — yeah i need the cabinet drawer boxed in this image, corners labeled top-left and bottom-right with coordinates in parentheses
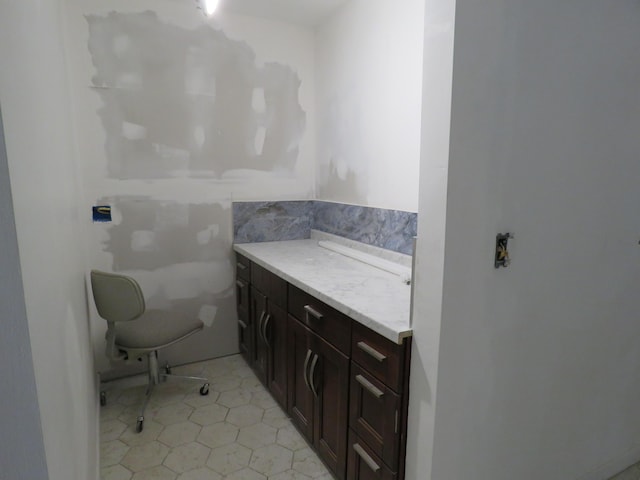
top-left (349, 363), bottom-right (400, 470)
top-left (347, 429), bottom-right (397, 480)
top-left (236, 253), bottom-right (251, 281)
top-left (352, 322), bottom-right (404, 392)
top-left (251, 262), bottom-right (287, 307)
top-left (288, 285), bottom-right (352, 355)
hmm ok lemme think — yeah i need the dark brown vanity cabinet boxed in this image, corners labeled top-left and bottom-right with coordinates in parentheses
top-left (347, 430), bottom-right (397, 480)
top-left (250, 287), bottom-right (268, 382)
top-left (347, 322), bottom-right (411, 480)
top-left (250, 262), bottom-right (288, 410)
top-left (287, 313), bottom-right (314, 440)
top-left (235, 252), bottom-right (411, 480)
top-left (235, 255), bottom-right (252, 366)
top-left (349, 363), bottom-right (400, 469)
top-left (288, 312), bottom-right (350, 479)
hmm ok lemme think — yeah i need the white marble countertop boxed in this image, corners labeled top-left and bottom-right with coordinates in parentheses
top-left (233, 239), bottom-right (412, 344)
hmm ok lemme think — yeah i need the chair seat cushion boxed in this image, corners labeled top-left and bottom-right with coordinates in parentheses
top-left (115, 309), bottom-right (203, 349)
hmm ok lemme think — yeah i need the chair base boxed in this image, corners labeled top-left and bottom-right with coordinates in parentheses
top-left (133, 350), bottom-right (209, 433)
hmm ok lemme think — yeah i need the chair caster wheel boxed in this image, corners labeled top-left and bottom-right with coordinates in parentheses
top-left (200, 384), bottom-right (209, 396)
top-left (136, 417), bottom-right (144, 433)
top-left (100, 391), bottom-right (107, 407)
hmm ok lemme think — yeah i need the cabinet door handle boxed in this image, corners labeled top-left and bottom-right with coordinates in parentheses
top-left (395, 409), bottom-right (399, 434)
top-left (236, 281), bottom-right (245, 303)
top-left (353, 443), bottom-right (381, 473)
top-left (304, 305), bottom-right (323, 322)
top-left (357, 341), bottom-right (387, 363)
top-left (355, 374), bottom-right (384, 399)
top-left (236, 262), bottom-right (247, 270)
top-left (258, 311), bottom-right (266, 343)
top-left (309, 353), bottom-right (319, 398)
top-left (262, 314), bottom-right (271, 348)
top-left (238, 319), bottom-right (247, 329)
top-left (303, 349), bottom-right (312, 391)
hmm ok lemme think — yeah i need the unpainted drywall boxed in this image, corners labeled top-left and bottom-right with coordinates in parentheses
top-left (87, 11), bottom-right (305, 179)
top-left (92, 197), bottom-right (238, 374)
top-left (64, 2), bottom-right (315, 374)
top-left (101, 197), bottom-right (231, 271)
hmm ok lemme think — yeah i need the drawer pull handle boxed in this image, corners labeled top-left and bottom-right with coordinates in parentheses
top-left (238, 319), bottom-right (247, 329)
top-left (303, 305), bottom-right (324, 322)
top-left (357, 341), bottom-right (387, 363)
top-left (236, 262), bottom-right (247, 270)
top-left (303, 349), bottom-right (313, 391)
top-left (309, 353), bottom-right (319, 398)
top-left (353, 443), bottom-right (381, 473)
top-left (355, 374), bottom-right (384, 399)
top-left (236, 280), bottom-right (246, 288)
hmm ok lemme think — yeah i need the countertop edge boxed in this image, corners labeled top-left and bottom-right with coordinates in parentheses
top-left (233, 242), bottom-right (413, 345)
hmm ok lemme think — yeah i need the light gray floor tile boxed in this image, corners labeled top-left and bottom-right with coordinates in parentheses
top-left (197, 422), bottom-right (239, 449)
top-left (249, 444), bottom-right (294, 476)
top-left (162, 442), bottom-right (210, 473)
top-left (100, 355), bottom-right (333, 480)
top-left (157, 421), bottom-right (201, 448)
top-left (101, 464), bottom-right (133, 480)
top-left (176, 467), bottom-right (222, 480)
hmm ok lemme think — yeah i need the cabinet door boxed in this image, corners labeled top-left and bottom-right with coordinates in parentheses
top-left (236, 277), bottom-right (252, 366)
top-left (287, 315), bottom-right (314, 442)
top-left (265, 302), bottom-right (287, 409)
top-left (251, 287), bottom-right (268, 384)
top-left (311, 333), bottom-right (350, 480)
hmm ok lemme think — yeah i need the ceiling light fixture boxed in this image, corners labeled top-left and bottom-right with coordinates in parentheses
top-left (196, 0), bottom-right (219, 16)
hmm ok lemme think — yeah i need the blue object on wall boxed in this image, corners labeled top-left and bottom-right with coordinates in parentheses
top-left (92, 205), bottom-right (112, 222)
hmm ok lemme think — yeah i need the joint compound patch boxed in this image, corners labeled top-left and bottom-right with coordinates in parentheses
top-left (99, 196), bottom-right (231, 272)
top-left (87, 11), bottom-right (306, 180)
top-left (198, 304), bottom-right (218, 327)
top-left (131, 230), bottom-right (156, 251)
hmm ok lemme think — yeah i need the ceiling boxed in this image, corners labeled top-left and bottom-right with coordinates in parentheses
top-left (217, 0), bottom-right (350, 27)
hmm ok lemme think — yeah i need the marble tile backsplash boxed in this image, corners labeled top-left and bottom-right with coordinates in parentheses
top-left (312, 201), bottom-right (417, 255)
top-left (233, 200), bottom-right (417, 255)
top-left (233, 201), bottom-right (313, 243)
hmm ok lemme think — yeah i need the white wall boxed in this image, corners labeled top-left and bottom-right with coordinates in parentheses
top-left (315, 0), bottom-right (424, 211)
top-left (405, 0), bottom-right (456, 477)
top-left (64, 0), bottom-right (316, 373)
top-left (0, 109), bottom-right (49, 479)
top-left (412, 0), bottom-right (640, 478)
top-left (0, 1), bottom-right (98, 479)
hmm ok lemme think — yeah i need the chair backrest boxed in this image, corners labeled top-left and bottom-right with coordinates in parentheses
top-left (90, 270), bottom-right (146, 323)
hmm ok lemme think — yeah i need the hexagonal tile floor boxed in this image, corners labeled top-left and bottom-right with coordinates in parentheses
top-left (100, 354), bottom-right (335, 480)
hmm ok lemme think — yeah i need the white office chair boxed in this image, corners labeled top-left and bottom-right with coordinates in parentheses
top-left (90, 270), bottom-right (209, 432)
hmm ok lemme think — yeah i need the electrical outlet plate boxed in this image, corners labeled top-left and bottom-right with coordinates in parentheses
top-left (494, 233), bottom-right (512, 268)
